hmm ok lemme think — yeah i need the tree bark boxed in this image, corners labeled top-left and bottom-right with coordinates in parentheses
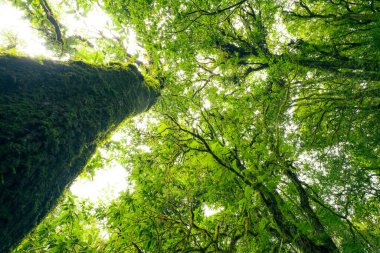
top-left (0, 56), bottom-right (159, 252)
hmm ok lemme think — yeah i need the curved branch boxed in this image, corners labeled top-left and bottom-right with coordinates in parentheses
top-left (185, 0), bottom-right (247, 16)
top-left (40, 0), bottom-right (63, 45)
top-left (285, 168), bottom-right (338, 252)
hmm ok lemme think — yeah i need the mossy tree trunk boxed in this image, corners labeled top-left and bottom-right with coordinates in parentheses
top-left (0, 56), bottom-right (158, 252)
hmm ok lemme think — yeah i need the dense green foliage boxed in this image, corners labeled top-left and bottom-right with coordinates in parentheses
top-left (0, 56), bottom-right (158, 252)
top-left (2, 0), bottom-right (380, 252)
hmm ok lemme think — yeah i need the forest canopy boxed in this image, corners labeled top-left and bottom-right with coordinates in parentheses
top-left (1, 0), bottom-right (379, 252)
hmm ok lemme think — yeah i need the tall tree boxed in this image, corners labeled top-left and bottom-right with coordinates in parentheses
top-left (0, 55), bottom-right (158, 252)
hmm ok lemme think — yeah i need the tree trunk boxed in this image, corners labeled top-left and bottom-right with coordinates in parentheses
top-left (0, 56), bottom-right (159, 252)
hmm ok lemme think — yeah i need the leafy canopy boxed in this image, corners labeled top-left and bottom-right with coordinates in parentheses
top-left (5, 0), bottom-right (380, 252)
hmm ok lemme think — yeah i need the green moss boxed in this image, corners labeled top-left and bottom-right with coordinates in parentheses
top-left (0, 55), bottom-right (159, 252)
top-left (143, 74), bottom-right (161, 91)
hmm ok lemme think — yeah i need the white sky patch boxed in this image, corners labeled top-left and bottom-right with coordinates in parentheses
top-left (59, 4), bottom-right (115, 39)
top-left (54, 0), bottom-right (145, 61)
top-left (232, 16), bottom-right (244, 30)
top-left (203, 98), bottom-right (211, 109)
top-left (0, 2), bottom-right (55, 58)
top-left (186, 107), bottom-right (200, 129)
top-left (294, 151), bottom-right (326, 184)
top-left (203, 204), bottom-right (224, 217)
top-left (247, 70), bottom-right (268, 82)
top-left (70, 162), bottom-right (130, 203)
top-left (123, 29), bottom-right (140, 55)
top-left (136, 144), bottom-right (151, 153)
top-left (110, 130), bottom-right (133, 142)
top-left (134, 112), bottom-right (159, 130)
top-left (280, 0), bottom-right (297, 12)
top-left (268, 13), bottom-right (296, 54)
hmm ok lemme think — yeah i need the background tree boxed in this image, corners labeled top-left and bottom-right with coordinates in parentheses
top-left (101, 0), bottom-right (379, 251)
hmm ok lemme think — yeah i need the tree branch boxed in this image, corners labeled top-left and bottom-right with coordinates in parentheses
top-left (185, 0), bottom-right (247, 16)
top-left (40, 0), bottom-right (63, 45)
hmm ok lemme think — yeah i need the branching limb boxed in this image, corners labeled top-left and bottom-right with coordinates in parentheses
top-left (132, 242), bottom-right (143, 253)
top-left (301, 181), bottom-right (374, 247)
top-left (285, 167), bottom-right (338, 251)
top-left (40, 0), bottom-right (63, 45)
top-left (185, 0), bottom-right (247, 16)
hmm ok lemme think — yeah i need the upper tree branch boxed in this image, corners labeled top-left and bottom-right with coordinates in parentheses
top-left (40, 0), bottom-right (63, 45)
top-left (285, 167), bottom-right (338, 251)
top-left (163, 113), bottom-right (254, 188)
top-left (287, 1), bottom-right (379, 23)
top-left (185, 0), bottom-right (247, 16)
top-left (132, 242), bottom-right (144, 253)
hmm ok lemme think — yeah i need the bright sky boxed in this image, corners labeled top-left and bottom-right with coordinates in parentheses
top-left (0, 1), bottom-right (135, 203)
top-left (0, 2), bottom-right (55, 58)
top-left (202, 204), bottom-right (224, 217)
top-left (70, 162), bottom-right (131, 202)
